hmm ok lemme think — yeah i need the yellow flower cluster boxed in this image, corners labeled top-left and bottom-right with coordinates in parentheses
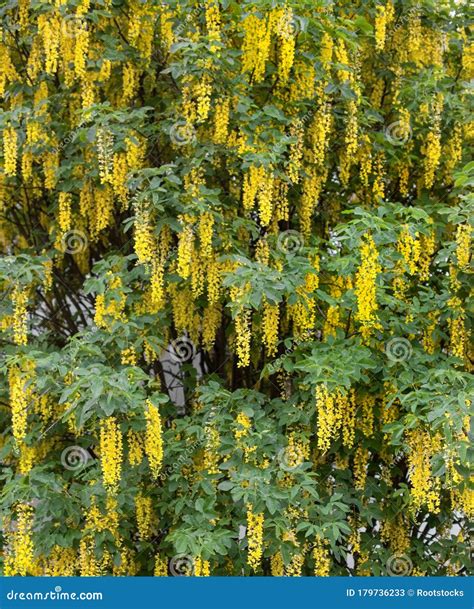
top-left (194, 557), bottom-right (211, 576)
top-left (285, 432), bottom-right (310, 469)
top-left (177, 222), bottom-right (195, 279)
top-left (380, 515), bottom-right (410, 555)
top-left (198, 212), bottom-right (214, 260)
top-left (136, 494), bottom-right (155, 540)
top-left (96, 128), bottom-right (114, 184)
top-left (99, 416), bottom-right (123, 493)
top-left (234, 308), bottom-right (251, 367)
top-left (234, 412), bottom-right (252, 440)
top-left (375, 5), bottom-right (387, 51)
top-left (310, 102), bottom-right (332, 167)
top-left (315, 385), bottom-right (339, 452)
top-left (8, 364), bottom-right (34, 444)
top-left (418, 230), bottom-right (436, 281)
top-left (354, 234), bottom-right (381, 338)
top-left (127, 429), bottom-right (144, 466)
top-left (154, 554), bottom-right (168, 576)
top-left (144, 400), bottom-right (164, 478)
top-left (270, 552), bottom-right (284, 576)
top-left (12, 286), bottom-right (28, 346)
top-left (397, 226), bottom-right (421, 275)
top-left (406, 428), bottom-right (441, 513)
top-left (275, 7), bottom-right (296, 83)
top-left (205, 0), bottom-right (221, 53)
top-left (246, 504), bottom-right (264, 572)
top-left (204, 425), bottom-right (220, 475)
top-left (4, 504), bottom-right (36, 576)
top-left (213, 98), bottom-right (230, 144)
top-left (312, 537), bottom-right (330, 576)
top-left (447, 301), bottom-right (466, 360)
top-left (121, 346), bottom-right (137, 366)
top-left (241, 12), bottom-right (271, 83)
top-left (3, 125), bottom-right (18, 179)
top-left (134, 207), bottom-right (155, 265)
top-left (288, 120), bottom-right (304, 183)
top-left (262, 301), bottom-right (279, 357)
top-left (455, 223), bottom-right (471, 270)
top-left (94, 272), bottom-right (127, 329)
top-left (353, 446), bottom-right (369, 490)
top-left (150, 259), bottom-right (165, 311)
top-left (423, 127), bottom-right (441, 189)
top-left (58, 192), bottom-right (72, 234)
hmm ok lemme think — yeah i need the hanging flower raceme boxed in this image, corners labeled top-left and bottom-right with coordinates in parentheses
top-left (423, 114), bottom-right (442, 189)
top-left (234, 307), bottom-right (251, 368)
top-left (213, 98), bottom-right (230, 144)
top-left (58, 192), bottom-right (72, 235)
top-left (127, 429), bottom-right (144, 466)
top-left (3, 125), bottom-right (18, 177)
top-left (275, 7), bottom-right (296, 83)
top-left (205, 0), bottom-right (221, 53)
top-left (312, 536), bottom-right (330, 576)
top-left (406, 428), bottom-right (442, 513)
top-left (194, 557), bottom-right (211, 576)
top-left (12, 286), bottom-right (28, 346)
top-left (135, 494), bottom-right (155, 541)
top-left (99, 416), bottom-right (123, 493)
top-left (455, 223), bottom-right (471, 270)
top-left (144, 400), bottom-right (164, 478)
top-left (316, 385), bottom-right (338, 452)
top-left (4, 504), bottom-right (37, 576)
top-left (354, 234), bottom-right (381, 338)
top-left (397, 226), bottom-right (421, 275)
top-left (262, 300), bottom-right (279, 357)
top-left (94, 272), bottom-right (127, 329)
top-left (241, 11), bottom-right (271, 82)
top-left (8, 362), bottom-right (35, 445)
top-left (246, 504), bottom-right (264, 572)
top-left (177, 217), bottom-right (195, 279)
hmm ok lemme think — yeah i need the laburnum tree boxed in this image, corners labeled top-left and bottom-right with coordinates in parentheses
top-left (0, 0), bottom-right (472, 578)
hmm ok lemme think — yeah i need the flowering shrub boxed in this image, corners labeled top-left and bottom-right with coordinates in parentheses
top-left (0, 0), bottom-right (472, 577)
